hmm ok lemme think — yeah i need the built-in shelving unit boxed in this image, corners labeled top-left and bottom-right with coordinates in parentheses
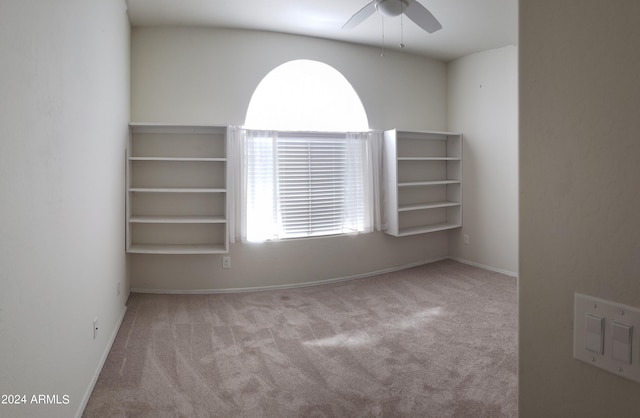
top-left (383, 129), bottom-right (462, 237)
top-left (126, 124), bottom-right (228, 254)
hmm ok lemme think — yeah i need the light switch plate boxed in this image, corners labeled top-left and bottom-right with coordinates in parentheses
top-left (574, 293), bottom-right (640, 383)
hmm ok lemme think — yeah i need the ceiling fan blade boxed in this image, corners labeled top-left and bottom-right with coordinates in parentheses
top-left (342, 1), bottom-right (377, 29)
top-left (404, 1), bottom-right (442, 33)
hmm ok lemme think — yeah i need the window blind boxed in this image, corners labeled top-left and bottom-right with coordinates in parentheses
top-left (240, 130), bottom-right (373, 242)
top-left (278, 136), bottom-right (353, 238)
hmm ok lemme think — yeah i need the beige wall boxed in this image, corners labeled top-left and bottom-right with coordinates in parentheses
top-left (447, 46), bottom-right (518, 276)
top-left (0, 1), bottom-right (130, 417)
top-left (130, 27), bottom-right (451, 291)
top-left (520, 1), bottom-right (640, 416)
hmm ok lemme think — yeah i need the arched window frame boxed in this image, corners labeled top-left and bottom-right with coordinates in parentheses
top-left (244, 59), bottom-right (369, 132)
top-left (229, 60), bottom-right (381, 243)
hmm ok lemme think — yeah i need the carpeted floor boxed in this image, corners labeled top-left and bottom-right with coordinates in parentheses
top-left (83, 259), bottom-right (518, 417)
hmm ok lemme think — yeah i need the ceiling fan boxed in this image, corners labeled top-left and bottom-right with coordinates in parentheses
top-left (342, 0), bottom-right (442, 33)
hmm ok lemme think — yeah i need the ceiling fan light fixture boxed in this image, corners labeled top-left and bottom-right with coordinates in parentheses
top-left (343, 0), bottom-right (441, 34)
top-left (375, 0), bottom-right (409, 17)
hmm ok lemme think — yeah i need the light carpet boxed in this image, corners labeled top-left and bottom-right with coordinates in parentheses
top-left (83, 260), bottom-right (517, 417)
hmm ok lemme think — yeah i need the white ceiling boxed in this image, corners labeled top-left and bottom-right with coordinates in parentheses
top-left (125, 0), bottom-right (517, 62)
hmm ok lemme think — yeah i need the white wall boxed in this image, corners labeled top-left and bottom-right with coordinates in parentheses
top-left (520, 1), bottom-right (640, 416)
top-left (130, 27), bottom-right (451, 291)
top-left (447, 46), bottom-right (518, 275)
top-left (0, 1), bottom-right (130, 417)
top-left (131, 27), bottom-right (447, 130)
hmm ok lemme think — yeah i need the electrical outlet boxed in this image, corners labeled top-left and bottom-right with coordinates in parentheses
top-left (222, 256), bottom-right (231, 269)
top-left (117, 281), bottom-right (121, 296)
top-left (93, 318), bottom-right (99, 340)
top-left (463, 234), bottom-right (470, 245)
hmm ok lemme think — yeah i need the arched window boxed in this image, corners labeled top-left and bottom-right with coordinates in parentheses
top-left (233, 60), bottom-right (379, 242)
top-left (244, 59), bottom-right (368, 131)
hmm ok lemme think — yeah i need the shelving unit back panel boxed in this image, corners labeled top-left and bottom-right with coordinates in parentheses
top-left (446, 136), bottom-right (462, 159)
top-left (446, 183), bottom-right (462, 203)
top-left (446, 205), bottom-right (462, 226)
top-left (446, 160), bottom-right (462, 181)
top-left (131, 192), bottom-right (225, 217)
top-left (398, 185), bottom-right (448, 206)
top-left (397, 160), bottom-right (447, 184)
top-left (397, 138), bottom-right (447, 158)
top-left (397, 206), bottom-right (461, 231)
top-left (131, 132), bottom-right (226, 159)
top-left (130, 223), bottom-right (226, 246)
top-left (398, 207), bottom-right (448, 230)
top-left (130, 160), bottom-right (226, 189)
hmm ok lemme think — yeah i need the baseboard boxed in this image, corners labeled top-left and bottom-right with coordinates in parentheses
top-left (131, 257), bottom-right (449, 294)
top-left (448, 257), bottom-right (518, 278)
top-left (75, 304), bottom-right (128, 418)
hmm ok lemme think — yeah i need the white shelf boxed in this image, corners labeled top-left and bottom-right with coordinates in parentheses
top-left (398, 157), bottom-right (460, 161)
top-left (129, 157), bottom-right (226, 162)
top-left (383, 129), bottom-right (462, 237)
top-left (398, 180), bottom-right (460, 187)
top-left (128, 187), bottom-right (226, 193)
top-left (126, 124), bottom-right (229, 254)
top-left (129, 124), bottom-right (227, 135)
top-left (129, 215), bottom-right (226, 224)
top-left (128, 244), bottom-right (227, 255)
top-left (399, 201), bottom-right (460, 212)
top-left (397, 222), bottom-right (462, 236)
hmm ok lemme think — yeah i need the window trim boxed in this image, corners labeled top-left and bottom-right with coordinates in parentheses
top-left (228, 127), bottom-right (382, 244)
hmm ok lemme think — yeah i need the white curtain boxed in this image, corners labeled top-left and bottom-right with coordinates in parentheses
top-left (228, 127), bottom-right (382, 243)
top-left (227, 126), bottom-right (242, 244)
top-left (228, 127), bottom-right (280, 243)
top-left (345, 131), bottom-right (383, 233)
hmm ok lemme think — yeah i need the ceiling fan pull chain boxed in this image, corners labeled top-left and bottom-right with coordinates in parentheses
top-left (400, 12), bottom-right (405, 48)
top-left (380, 14), bottom-right (385, 57)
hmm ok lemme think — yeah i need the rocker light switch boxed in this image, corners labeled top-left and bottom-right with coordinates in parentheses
top-left (585, 314), bottom-right (604, 354)
top-left (574, 293), bottom-right (640, 383)
top-left (612, 322), bottom-right (632, 364)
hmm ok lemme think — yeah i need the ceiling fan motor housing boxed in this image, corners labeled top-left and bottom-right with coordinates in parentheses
top-left (375, 0), bottom-right (411, 17)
